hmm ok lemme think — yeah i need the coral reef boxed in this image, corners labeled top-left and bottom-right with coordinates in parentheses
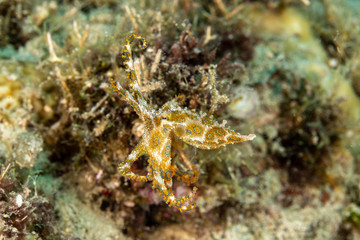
top-left (0, 0), bottom-right (359, 239)
top-left (111, 33), bottom-right (255, 212)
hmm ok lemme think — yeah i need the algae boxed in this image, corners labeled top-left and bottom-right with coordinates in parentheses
top-left (1, 0), bottom-right (360, 239)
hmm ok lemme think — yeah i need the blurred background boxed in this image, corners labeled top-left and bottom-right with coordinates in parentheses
top-left (0, 0), bottom-right (359, 239)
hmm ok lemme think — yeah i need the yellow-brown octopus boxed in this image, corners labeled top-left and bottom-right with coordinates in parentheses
top-left (109, 33), bottom-right (256, 212)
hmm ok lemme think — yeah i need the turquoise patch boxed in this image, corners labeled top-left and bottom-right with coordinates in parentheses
top-left (216, 128), bottom-right (226, 136)
top-left (154, 184), bottom-right (161, 191)
top-left (202, 118), bottom-right (213, 126)
top-left (164, 145), bottom-right (171, 156)
top-left (177, 117), bottom-right (184, 123)
top-left (128, 35), bottom-right (135, 42)
top-left (153, 137), bottom-right (159, 147)
top-left (165, 170), bottom-right (172, 180)
top-left (138, 150), bottom-right (147, 157)
top-left (129, 70), bottom-right (136, 80)
top-left (122, 52), bottom-right (130, 61)
top-left (193, 126), bottom-right (202, 134)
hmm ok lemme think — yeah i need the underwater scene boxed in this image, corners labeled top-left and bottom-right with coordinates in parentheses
top-left (0, 0), bottom-right (360, 239)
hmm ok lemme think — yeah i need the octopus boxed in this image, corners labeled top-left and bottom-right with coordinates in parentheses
top-left (109, 33), bottom-right (256, 212)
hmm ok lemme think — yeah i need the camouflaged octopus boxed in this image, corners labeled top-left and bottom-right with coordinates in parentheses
top-left (109, 33), bottom-right (256, 212)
